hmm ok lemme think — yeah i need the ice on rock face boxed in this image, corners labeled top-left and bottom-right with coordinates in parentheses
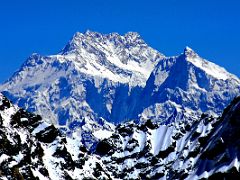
top-left (58, 30), bottom-right (163, 86)
top-left (0, 34), bottom-right (239, 179)
top-left (141, 46), bottom-right (240, 123)
top-left (0, 31), bottom-right (165, 126)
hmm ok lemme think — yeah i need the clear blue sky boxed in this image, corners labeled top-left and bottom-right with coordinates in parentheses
top-left (0, 0), bottom-right (239, 83)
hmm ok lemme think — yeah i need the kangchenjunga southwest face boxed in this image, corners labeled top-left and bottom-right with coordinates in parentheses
top-left (0, 31), bottom-right (239, 130)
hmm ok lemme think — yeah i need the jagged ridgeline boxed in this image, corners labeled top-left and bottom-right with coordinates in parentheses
top-left (1, 93), bottom-right (240, 179)
top-left (0, 31), bottom-right (239, 133)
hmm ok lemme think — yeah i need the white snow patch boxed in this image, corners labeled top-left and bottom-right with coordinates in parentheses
top-left (149, 125), bottom-right (174, 155)
top-left (32, 123), bottom-right (49, 135)
top-left (20, 118), bottom-right (28, 122)
top-left (0, 154), bottom-right (9, 163)
top-left (93, 129), bottom-right (113, 140)
top-left (32, 169), bottom-right (49, 180)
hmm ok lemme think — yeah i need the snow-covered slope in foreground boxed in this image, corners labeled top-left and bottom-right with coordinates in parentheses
top-left (0, 93), bottom-right (112, 179)
top-left (0, 31), bottom-right (239, 129)
top-left (95, 96), bottom-right (240, 179)
top-left (1, 92), bottom-right (240, 179)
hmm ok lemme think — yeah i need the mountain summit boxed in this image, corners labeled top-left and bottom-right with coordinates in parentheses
top-left (54, 30), bottom-right (164, 87)
top-left (62, 30), bottom-right (144, 54)
top-left (182, 46), bottom-right (236, 80)
top-left (0, 31), bottom-right (239, 131)
top-left (183, 46), bottom-right (197, 57)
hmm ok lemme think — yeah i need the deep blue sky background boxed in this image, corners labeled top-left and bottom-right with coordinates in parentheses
top-left (0, 0), bottom-right (239, 83)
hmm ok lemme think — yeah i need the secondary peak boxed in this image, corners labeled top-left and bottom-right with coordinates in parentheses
top-left (183, 46), bottom-right (197, 57)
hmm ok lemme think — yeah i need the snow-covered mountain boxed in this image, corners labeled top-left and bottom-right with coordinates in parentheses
top-left (139, 47), bottom-right (240, 124)
top-left (1, 92), bottom-right (240, 179)
top-left (0, 31), bottom-right (164, 127)
top-left (0, 31), bottom-right (239, 130)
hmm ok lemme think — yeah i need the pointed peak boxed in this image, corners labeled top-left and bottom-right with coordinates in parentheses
top-left (71, 30), bottom-right (103, 40)
top-left (84, 30), bottom-right (102, 38)
top-left (183, 46), bottom-right (197, 56)
top-left (71, 30), bottom-right (103, 41)
top-left (123, 31), bottom-right (145, 45)
top-left (184, 46), bottom-right (194, 53)
top-left (69, 32), bottom-right (84, 42)
top-left (184, 46), bottom-right (193, 52)
top-left (73, 31), bottom-right (83, 38)
top-left (124, 32), bottom-right (140, 38)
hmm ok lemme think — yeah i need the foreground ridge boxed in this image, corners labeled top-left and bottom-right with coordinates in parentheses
top-left (0, 93), bottom-right (111, 179)
top-left (1, 93), bottom-right (240, 179)
top-left (96, 96), bottom-right (240, 179)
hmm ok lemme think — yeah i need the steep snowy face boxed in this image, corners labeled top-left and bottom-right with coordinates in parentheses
top-left (138, 47), bottom-right (240, 123)
top-left (0, 31), bottom-right (239, 128)
top-left (59, 30), bottom-right (164, 86)
top-left (0, 31), bottom-right (164, 127)
top-left (94, 97), bottom-right (240, 179)
top-left (184, 46), bottom-right (237, 80)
